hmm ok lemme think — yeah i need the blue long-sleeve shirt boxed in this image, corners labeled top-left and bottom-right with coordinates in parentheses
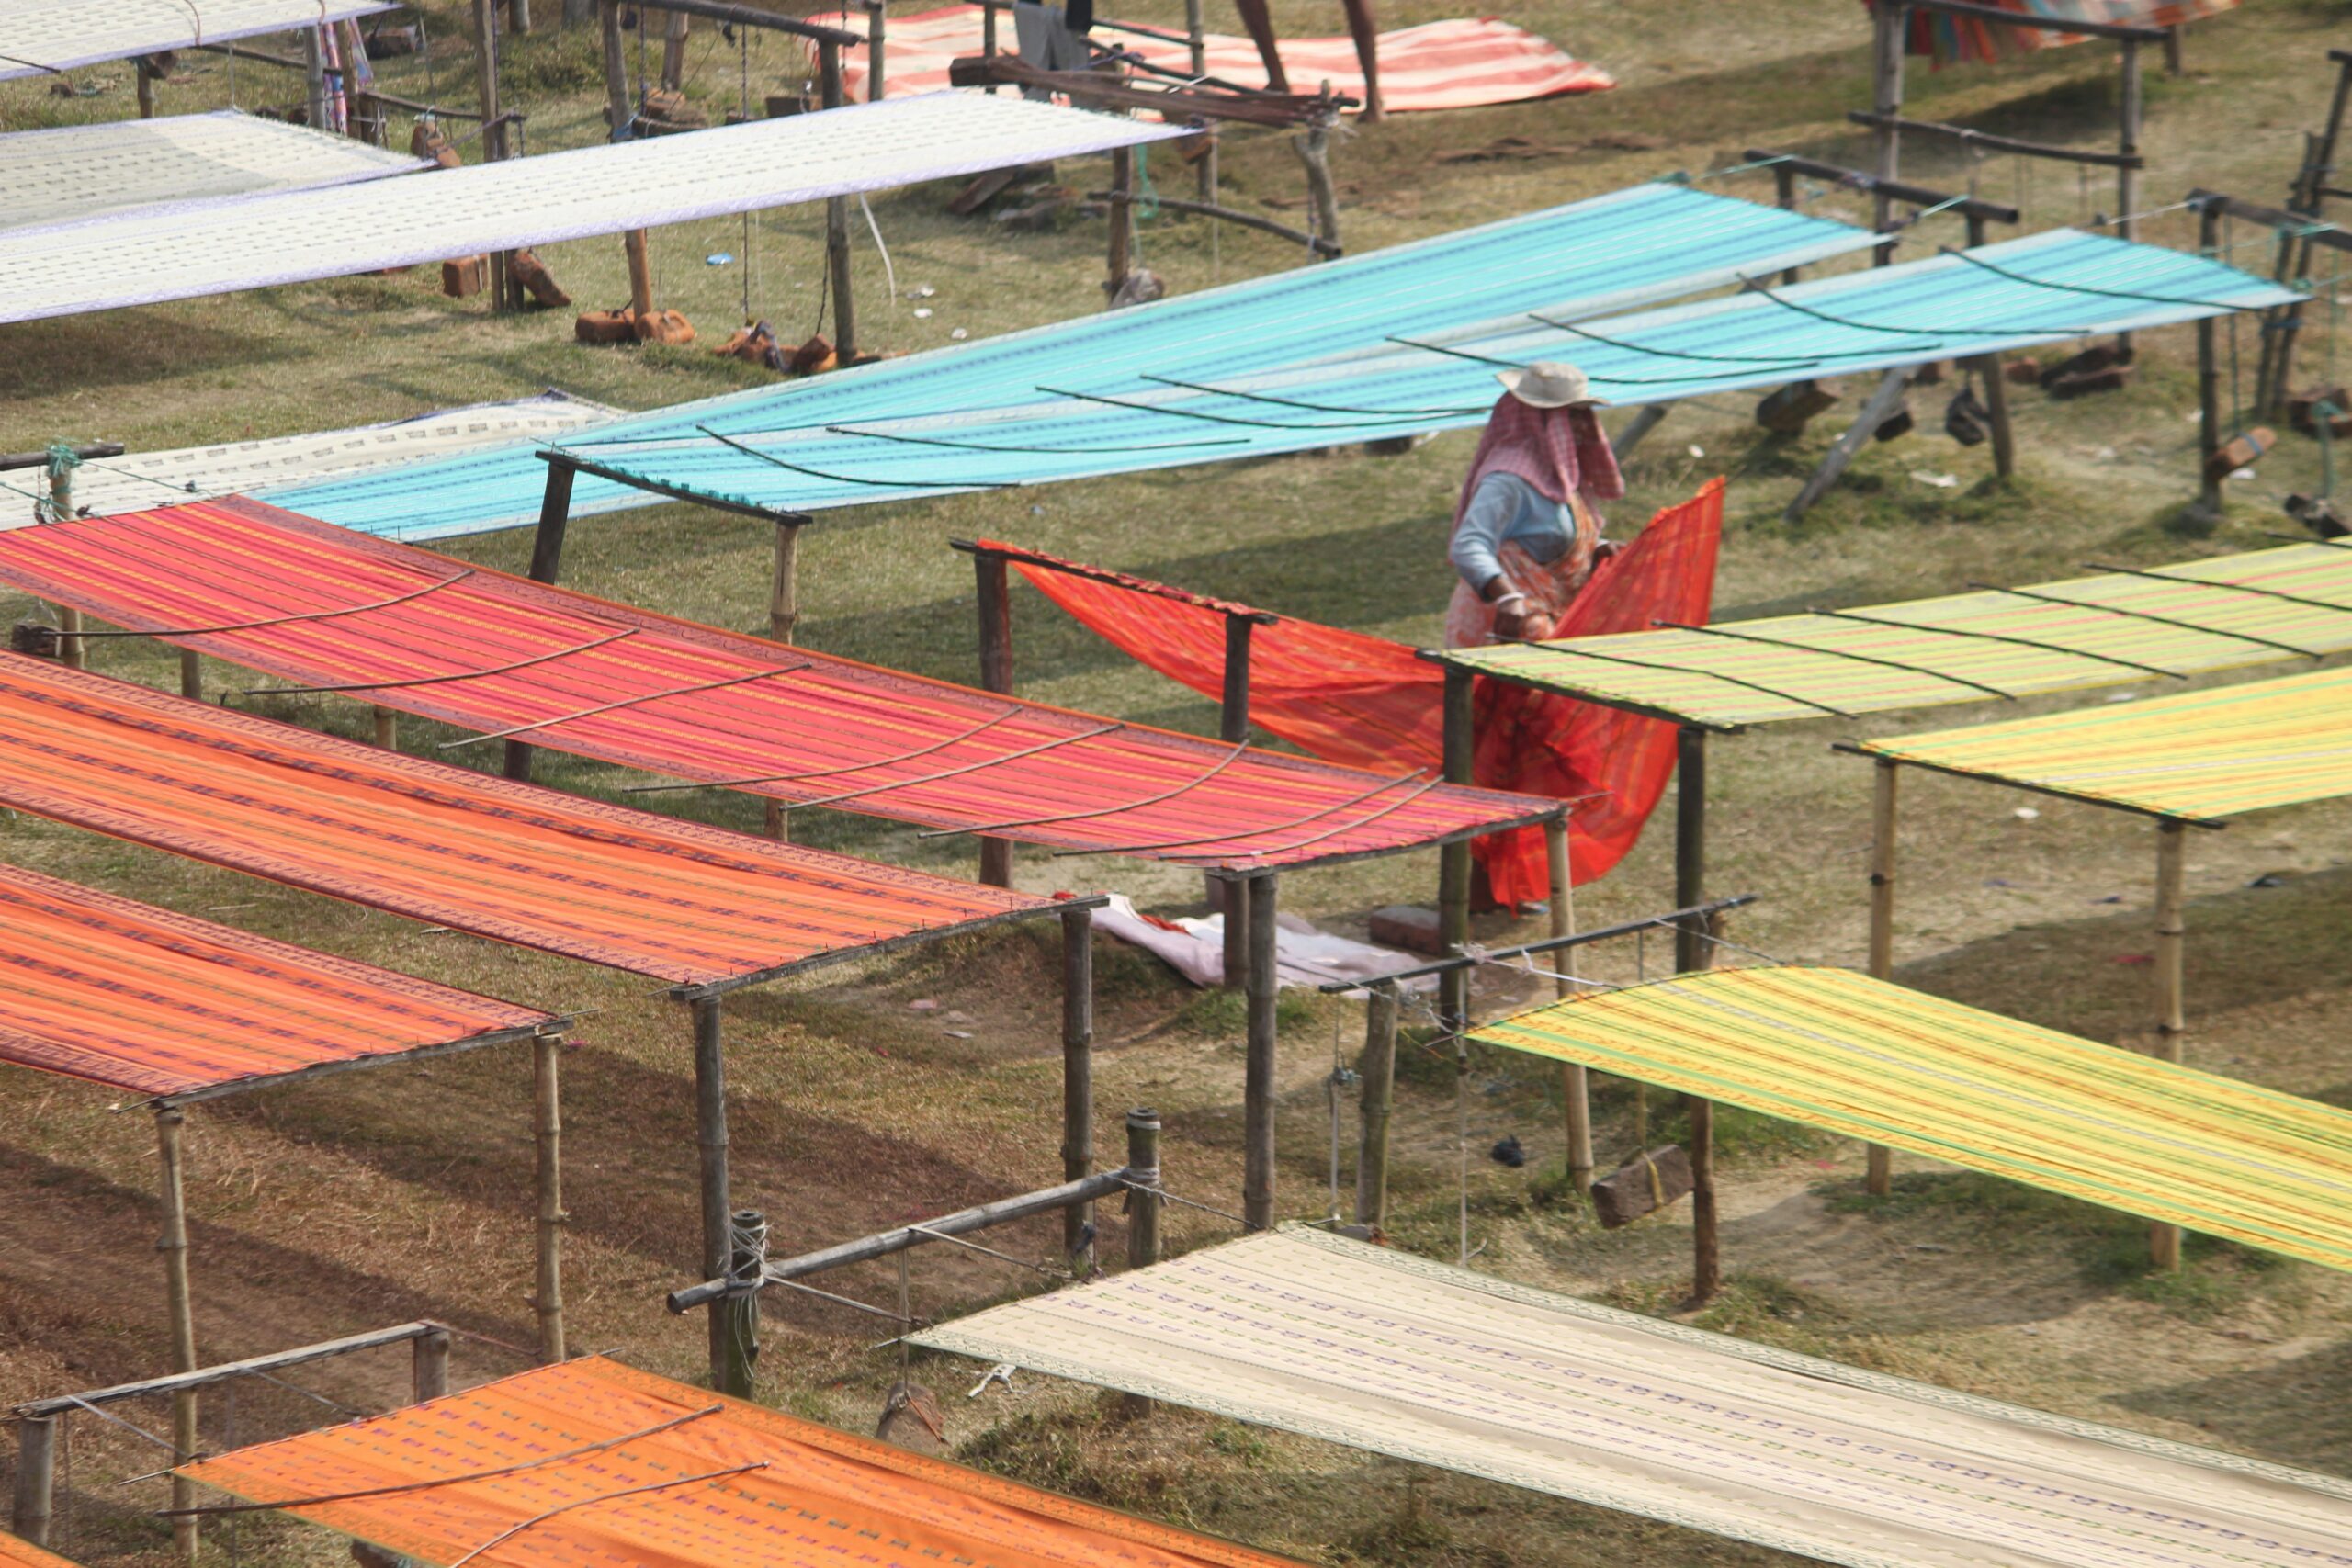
top-left (1449, 472), bottom-right (1577, 592)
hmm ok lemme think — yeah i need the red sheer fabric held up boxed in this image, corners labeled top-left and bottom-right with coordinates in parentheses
top-left (994, 478), bottom-right (1724, 896)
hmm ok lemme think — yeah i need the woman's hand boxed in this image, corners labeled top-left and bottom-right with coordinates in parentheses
top-left (1493, 595), bottom-right (1552, 642)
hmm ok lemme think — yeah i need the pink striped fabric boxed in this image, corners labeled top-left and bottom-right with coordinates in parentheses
top-left (811, 7), bottom-right (1614, 110)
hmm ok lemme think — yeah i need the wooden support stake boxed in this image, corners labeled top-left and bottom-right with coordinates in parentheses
top-left (1783, 367), bottom-right (1913, 524)
top-left (155, 1107), bottom-right (199, 1561)
top-left (1773, 164), bottom-right (1803, 286)
top-left (412, 1326), bottom-right (451, 1402)
top-left (1353, 982), bottom-right (1399, 1225)
top-left (2116, 37), bottom-right (2142, 241)
top-left (662, 7), bottom-right (691, 90)
top-left (1967, 353), bottom-right (2016, 480)
top-left (2264, 59), bottom-right (2352, 413)
top-left (1690, 1095), bottom-right (1721, 1303)
top-left (1437, 665), bottom-right (1475, 1032)
top-left (973, 548), bottom-right (1014, 887)
top-left (1122, 1108), bottom-right (1160, 1416)
top-left (10, 1415), bottom-right (57, 1546)
top-left (1294, 105), bottom-right (1341, 260)
top-left (512, 0), bottom-right (534, 33)
top-left (1107, 146), bottom-right (1135, 299)
top-left (472, 0), bottom-right (514, 310)
top-left (691, 998), bottom-right (734, 1390)
top-left (1611, 403), bottom-right (1670, 462)
top-left (1183, 0), bottom-right (1217, 204)
top-left (374, 706), bottom-right (398, 749)
top-left (1673, 728), bottom-right (1708, 975)
top-left (714, 1210), bottom-right (762, 1398)
top-left (865, 1), bottom-right (887, 100)
top-left (1062, 906), bottom-right (1096, 1269)
top-left (137, 57), bottom-right (158, 118)
top-left (601, 3), bottom-right (657, 326)
top-left (56, 606), bottom-right (83, 671)
top-left (179, 649), bottom-right (202, 702)
top-left (1219, 615), bottom-right (1253, 744)
top-left (2151, 818), bottom-right (2188, 1269)
top-left (1241, 873), bottom-right (1280, 1231)
top-left (2196, 199), bottom-right (2225, 518)
top-left (1865, 759), bottom-right (1898, 1196)
top-left (303, 26), bottom-right (330, 134)
top-left (1869, 1), bottom-right (1907, 264)
top-left (534, 1032), bottom-right (567, 1364)
top-left (820, 42), bottom-right (858, 358)
top-left (2162, 21), bottom-right (2183, 75)
top-left (763, 521), bottom-right (803, 839)
top-left (1546, 818), bottom-right (1591, 1199)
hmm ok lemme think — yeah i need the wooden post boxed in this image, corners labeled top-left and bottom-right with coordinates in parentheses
top-left (303, 26), bottom-right (330, 132)
top-left (178, 649), bottom-right (202, 702)
top-left (1219, 615), bottom-right (1253, 744)
top-left (1870, 1), bottom-right (1906, 264)
top-left (508, 463), bottom-right (577, 782)
top-left (1690, 1095), bottom-right (1720, 1303)
top-left (2149, 819), bottom-right (2188, 1269)
top-left (1546, 818), bottom-right (1591, 1199)
top-left (511, 0), bottom-right (533, 33)
top-left (714, 1210), bottom-right (763, 1398)
top-left (373, 706), bottom-right (398, 749)
top-left (1673, 728), bottom-right (1708, 975)
top-left (1182, 0), bottom-right (1215, 202)
top-left (600, 2), bottom-right (657, 327)
top-left (533, 1032), bottom-right (567, 1364)
top-left (2116, 38), bottom-right (2142, 243)
top-left (1121, 1108), bottom-right (1160, 1416)
top-left (865, 1), bottom-right (887, 101)
top-left (155, 1107), bottom-right (199, 1561)
top-left (973, 549), bottom-right (1015, 888)
top-left (55, 606), bottom-right (83, 671)
top-left (820, 42), bottom-right (858, 358)
top-left (2269, 60), bottom-right (2352, 410)
top-left (11, 1416), bottom-right (57, 1546)
top-left (1437, 665), bottom-right (1475, 1032)
top-left (137, 56), bottom-right (158, 118)
top-left (412, 1326), bottom-right (451, 1402)
top-left (661, 7), bottom-right (691, 90)
top-left (2162, 21), bottom-right (2183, 75)
top-left (691, 998), bottom-right (734, 1390)
top-left (1966, 353), bottom-right (2016, 480)
top-left (1062, 907), bottom-right (1096, 1269)
top-left (1294, 100), bottom-right (1341, 260)
top-left (1783, 367), bottom-right (1914, 523)
top-left (1773, 163), bottom-right (1803, 286)
top-left (471, 0), bottom-right (513, 310)
top-left (764, 521), bottom-right (803, 839)
top-left (1107, 146), bottom-right (1135, 299)
top-left (1241, 873), bottom-right (1280, 1231)
top-left (1865, 759), bottom-right (1899, 1196)
top-left (1353, 981), bottom-right (1399, 1226)
top-left (1217, 872), bottom-right (1250, 992)
top-left (2196, 197), bottom-right (2224, 518)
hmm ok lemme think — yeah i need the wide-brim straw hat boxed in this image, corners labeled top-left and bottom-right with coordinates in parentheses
top-left (1496, 361), bottom-right (1608, 409)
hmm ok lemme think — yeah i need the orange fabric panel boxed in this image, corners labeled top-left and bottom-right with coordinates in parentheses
top-left (183, 1357), bottom-right (1306, 1568)
top-left (0, 499), bottom-right (1555, 872)
top-left (0, 653), bottom-right (1047, 991)
top-left (1006, 481), bottom-right (1725, 897)
top-left (0, 1534), bottom-right (78, 1568)
top-left (0, 860), bottom-right (547, 1100)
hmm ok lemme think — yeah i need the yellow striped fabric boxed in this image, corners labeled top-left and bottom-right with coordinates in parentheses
top-left (1860, 664), bottom-right (2352, 822)
top-left (1473, 967), bottom-right (2352, 1272)
top-left (1441, 542), bottom-right (2352, 729)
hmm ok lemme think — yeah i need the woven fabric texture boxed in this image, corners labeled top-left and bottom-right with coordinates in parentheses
top-left (916, 1229), bottom-right (2352, 1568)
top-left (1871, 0), bottom-right (2245, 65)
top-left (0, 1), bottom-right (393, 79)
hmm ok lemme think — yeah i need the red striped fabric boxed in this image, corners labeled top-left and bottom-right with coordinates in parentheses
top-left (0, 861), bottom-right (548, 1100)
top-left (0, 499), bottom-right (1556, 872)
top-left (0, 651), bottom-right (1050, 992)
top-left (809, 7), bottom-right (1614, 109)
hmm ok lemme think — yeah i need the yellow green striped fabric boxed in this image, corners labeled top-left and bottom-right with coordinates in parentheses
top-left (1861, 663), bottom-right (2352, 822)
top-left (1474, 966), bottom-right (2352, 1272)
top-left (1441, 542), bottom-right (2352, 729)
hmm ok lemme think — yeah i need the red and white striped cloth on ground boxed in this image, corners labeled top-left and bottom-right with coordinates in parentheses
top-left (806, 6), bottom-right (1614, 111)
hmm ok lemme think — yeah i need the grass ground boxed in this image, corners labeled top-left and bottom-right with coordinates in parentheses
top-left (4, 2), bottom-right (2352, 1564)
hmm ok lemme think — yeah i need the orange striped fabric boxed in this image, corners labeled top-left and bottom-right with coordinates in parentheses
top-left (182, 1357), bottom-right (1306, 1568)
top-left (0, 652), bottom-right (1052, 995)
top-left (0, 860), bottom-right (548, 1101)
top-left (0, 1534), bottom-right (76, 1568)
top-left (0, 499), bottom-right (1556, 871)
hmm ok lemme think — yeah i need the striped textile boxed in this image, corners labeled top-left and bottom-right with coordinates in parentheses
top-left (810, 6), bottom-right (1614, 110)
top-left (917, 1229), bottom-right (2352, 1568)
top-left (1475, 966), bottom-right (2352, 1271)
top-left (0, 1535), bottom-right (76, 1568)
top-left (332, 228), bottom-right (2290, 539)
top-left (0, 498), bottom-right (1557, 871)
top-left (1441, 540), bottom-right (2352, 730)
top-left (1859, 663), bottom-right (2352, 822)
top-left (0, 1), bottom-right (393, 80)
top-left (1875, 1), bottom-right (2244, 65)
top-left (184, 1356), bottom-right (1307, 1568)
top-left (0, 650), bottom-right (1053, 994)
top-left (0, 111), bottom-right (422, 234)
top-left (31, 391), bottom-right (617, 524)
top-left (0, 861), bottom-right (548, 1101)
top-left (0, 93), bottom-right (1184, 326)
top-left (266, 182), bottom-right (1881, 539)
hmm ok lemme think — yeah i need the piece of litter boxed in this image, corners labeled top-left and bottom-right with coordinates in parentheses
top-left (1910, 470), bottom-right (1958, 488)
top-left (912, 307), bottom-right (933, 319)
top-left (950, 327), bottom-right (969, 340)
top-left (1030, 504), bottom-right (1045, 516)
top-left (2091, 893), bottom-right (2123, 905)
top-left (2185, 409), bottom-right (2203, 423)
top-left (909, 998), bottom-right (939, 1012)
top-left (2231, 467), bottom-right (2256, 480)
top-left (2105, 692), bottom-right (2140, 703)
top-left (944, 1029), bottom-right (973, 1040)
top-left (2093, 446), bottom-right (2116, 461)
top-left (1686, 444), bottom-right (1705, 457)
top-left (705, 252), bottom-right (734, 266)
top-left (2012, 807), bottom-right (2039, 821)
top-left (908, 284), bottom-right (936, 299)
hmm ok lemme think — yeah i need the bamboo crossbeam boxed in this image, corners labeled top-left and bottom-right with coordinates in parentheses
top-left (2188, 189), bottom-right (2352, 254)
top-left (1739, 149), bottom-right (2019, 226)
top-left (1847, 111), bottom-right (2145, 170)
top-left (14, 1324), bottom-right (447, 1417)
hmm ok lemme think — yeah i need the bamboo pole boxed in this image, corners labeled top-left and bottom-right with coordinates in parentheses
top-left (764, 521), bottom-right (803, 840)
top-left (600, 2), bottom-right (657, 326)
top-left (1676, 727), bottom-right (1722, 1305)
top-left (303, 27), bottom-right (329, 131)
top-left (1547, 818), bottom-right (1591, 1199)
top-left (865, 1), bottom-right (887, 100)
top-left (691, 998), bottom-right (734, 1389)
top-left (1107, 146), bottom-right (1134, 299)
top-left (374, 706), bottom-right (398, 749)
top-left (137, 56), bottom-right (158, 118)
top-left (662, 7), bottom-right (691, 90)
top-left (534, 1032), bottom-right (567, 1363)
top-left (512, 0), bottom-right (533, 32)
top-left (1242, 873), bottom-right (1280, 1231)
top-left (973, 549), bottom-right (1014, 888)
top-left (1870, 1), bottom-right (1907, 264)
top-left (412, 1326), bottom-right (451, 1401)
top-left (55, 606), bottom-right (83, 671)
top-left (1184, 0), bottom-right (1216, 202)
top-left (1293, 101), bottom-right (1340, 261)
top-left (1122, 1108), bottom-right (1160, 1416)
top-left (1218, 871), bottom-right (1249, 992)
top-left (10, 1416), bottom-right (57, 1545)
top-left (1866, 759), bottom-right (1898, 1196)
top-left (1690, 1096), bottom-right (1720, 1303)
top-left (714, 1210), bottom-right (762, 1397)
top-left (1437, 666), bottom-right (1474, 1032)
top-left (1062, 906), bottom-right (1096, 1269)
top-left (820, 42), bottom-right (858, 357)
top-left (2196, 198), bottom-right (2225, 518)
top-left (179, 649), bottom-right (202, 702)
top-left (1219, 615), bottom-right (1253, 745)
top-left (155, 1107), bottom-right (199, 1561)
top-left (472, 0), bottom-right (514, 310)
top-left (1353, 982), bottom-right (1399, 1226)
top-left (2150, 819), bottom-right (2187, 1269)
